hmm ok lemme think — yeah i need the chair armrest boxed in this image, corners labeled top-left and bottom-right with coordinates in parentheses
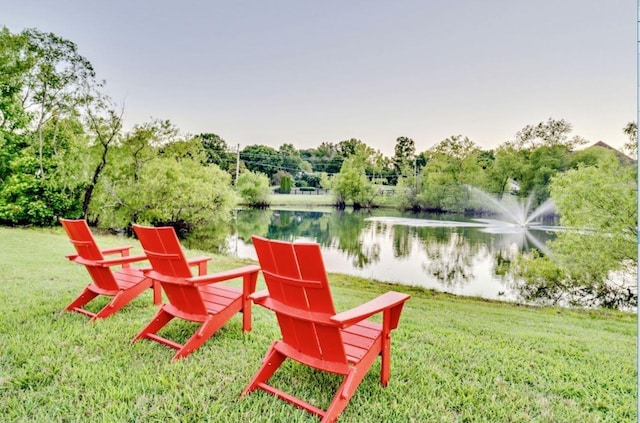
top-left (100, 245), bottom-right (133, 256)
top-left (71, 254), bottom-right (148, 267)
top-left (187, 255), bottom-right (212, 275)
top-left (186, 265), bottom-right (260, 286)
top-left (331, 291), bottom-right (410, 328)
top-left (249, 289), bottom-right (270, 302)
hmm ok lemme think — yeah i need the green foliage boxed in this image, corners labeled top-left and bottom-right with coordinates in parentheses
top-left (0, 154), bottom-right (83, 225)
top-left (622, 121), bottom-right (637, 156)
top-left (94, 156), bottom-right (236, 229)
top-left (278, 175), bottom-right (292, 194)
top-left (0, 117), bottom-right (88, 225)
top-left (393, 136), bottom-right (415, 174)
top-left (513, 117), bottom-right (587, 150)
top-left (409, 135), bottom-right (481, 212)
top-left (198, 132), bottom-right (234, 170)
top-left (301, 142), bottom-right (343, 174)
top-left (240, 144), bottom-right (280, 179)
top-left (515, 155), bottom-right (637, 308)
top-left (236, 170), bottom-right (271, 207)
top-left (0, 28), bottom-right (31, 131)
top-left (88, 120), bottom-right (237, 229)
top-left (278, 143), bottom-right (304, 176)
top-left (517, 144), bottom-right (571, 205)
top-left (333, 156), bottom-right (376, 209)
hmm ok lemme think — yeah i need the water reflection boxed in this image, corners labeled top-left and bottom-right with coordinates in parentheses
top-left (222, 208), bottom-right (558, 302)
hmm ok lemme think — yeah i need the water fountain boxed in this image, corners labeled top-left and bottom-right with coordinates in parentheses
top-left (365, 189), bottom-right (561, 253)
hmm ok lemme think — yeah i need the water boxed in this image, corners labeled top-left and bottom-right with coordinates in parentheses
top-left (225, 207), bottom-right (559, 302)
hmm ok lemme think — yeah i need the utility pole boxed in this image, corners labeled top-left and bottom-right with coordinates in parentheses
top-left (235, 144), bottom-right (240, 185)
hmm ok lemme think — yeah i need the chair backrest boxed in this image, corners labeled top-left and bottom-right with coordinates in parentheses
top-left (60, 218), bottom-right (118, 290)
top-left (133, 224), bottom-right (206, 315)
top-left (60, 218), bottom-right (105, 261)
top-left (252, 236), bottom-right (348, 364)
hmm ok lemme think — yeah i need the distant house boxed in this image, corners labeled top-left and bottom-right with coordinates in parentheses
top-left (587, 141), bottom-right (636, 164)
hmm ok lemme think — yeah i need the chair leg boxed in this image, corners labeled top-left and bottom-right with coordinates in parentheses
top-left (172, 315), bottom-right (226, 360)
top-left (91, 291), bottom-right (127, 320)
top-left (132, 307), bottom-right (174, 343)
top-left (241, 342), bottom-right (287, 396)
top-left (92, 279), bottom-right (154, 321)
top-left (152, 281), bottom-right (162, 305)
top-left (380, 334), bottom-right (392, 386)
top-left (323, 367), bottom-right (369, 423)
top-left (65, 286), bottom-right (99, 314)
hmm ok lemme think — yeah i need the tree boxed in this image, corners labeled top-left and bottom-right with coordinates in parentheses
top-left (513, 118), bottom-right (587, 150)
top-left (412, 135), bottom-right (482, 212)
top-left (278, 143), bottom-right (303, 177)
top-left (17, 28), bottom-right (97, 177)
top-left (236, 170), bottom-right (271, 207)
top-left (517, 145), bottom-right (571, 205)
top-left (89, 119), bottom-right (236, 230)
top-left (240, 144), bottom-right (280, 179)
top-left (486, 143), bottom-right (523, 198)
top-left (0, 117), bottom-right (86, 225)
top-left (279, 174), bottom-right (292, 193)
top-left (80, 93), bottom-right (124, 221)
top-left (198, 133), bottom-right (234, 171)
top-left (0, 27), bottom-right (102, 225)
top-left (393, 136), bottom-right (416, 174)
top-left (515, 154), bottom-right (637, 308)
top-left (622, 121), bottom-right (637, 157)
top-left (0, 28), bottom-right (31, 131)
top-left (332, 155), bottom-right (376, 209)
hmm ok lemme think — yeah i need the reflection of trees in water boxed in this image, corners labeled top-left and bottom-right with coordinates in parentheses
top-left (331, 211), bottom-right (380, 268)
top-left (231, 209), bottom-right (560, 296)
top-left (236, 209), bottom-right (274, 243)
top-left (390, 225), bottom-right (516, 289)
top-left (389, 224), bottom-right (412, 258)
top-left (234, 209), bottom-right (380, 269)
top-left (421, 232), bottom-right (477, 288)
top-left (183, 218), bottom-right (234, 253)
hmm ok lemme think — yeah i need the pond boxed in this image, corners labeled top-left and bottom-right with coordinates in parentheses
top-left (223, 208), bottom-right (559, 303)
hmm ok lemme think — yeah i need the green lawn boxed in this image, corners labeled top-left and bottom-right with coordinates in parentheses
top-left (267, 187), bottom-right (402, 208)
top-left (0, 227), bottom-right (636, 422)
top-left (269, 192), bottom-right (336, 207)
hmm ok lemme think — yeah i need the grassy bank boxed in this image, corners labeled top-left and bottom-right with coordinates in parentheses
top-left (268, 189), bottom-right (400, 208)
top-left (269, 192), bottom-right (335, 207)
top-left (0, 227), bottom-right (636, 422)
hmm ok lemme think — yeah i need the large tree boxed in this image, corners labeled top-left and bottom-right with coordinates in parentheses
top-left (240, 144), bottom-right (280, 179)
top-left (198, 132), bottom-right (234, 171)
top-left (89, 119), bottom-right (236, 230)
top-left (412, 135), bottom-right (482, 212)
top-left (393, 136), bottom-right (416, 174)
top-left (236, 170), bottom-right (270, 207)
top-left (0, 27), bottom-right (107, 225)
top-left (332, 148), bottom-right (376, 209)
top-left (513, 117), bottom-right (587, 150)
top-left (515, 152), bottom-right (637, 308)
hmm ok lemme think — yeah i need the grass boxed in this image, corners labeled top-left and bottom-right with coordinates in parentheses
top-left (269, 192), bottom-right (336, 207)
top-left (0, 226), bottom-right (637, 422)
top-left (267, 185), bottom-right (403, 208)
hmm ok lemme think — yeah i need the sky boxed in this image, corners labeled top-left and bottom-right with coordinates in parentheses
top-left (3, 1), bottom-right (636, 156)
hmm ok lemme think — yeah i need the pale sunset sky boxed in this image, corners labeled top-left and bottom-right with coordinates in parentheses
top-left (3, 1), bottom-right (636, 156)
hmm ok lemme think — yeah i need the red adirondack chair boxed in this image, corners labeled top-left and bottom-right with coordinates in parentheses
top-left (60, 218), bottom-right (160, 320)
top-left (131, 224), bottom-right (260, 360)
top-left (242, 236), bottom-right (411, 422)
